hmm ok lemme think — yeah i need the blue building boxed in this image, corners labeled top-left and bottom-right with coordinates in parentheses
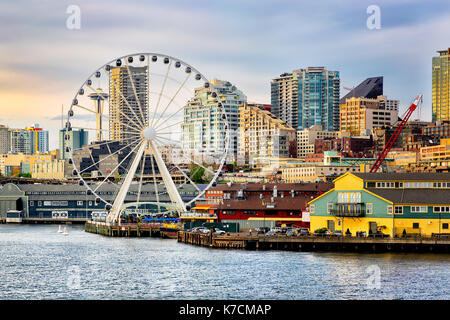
top-left (271, 67), bottom-right (340, 131)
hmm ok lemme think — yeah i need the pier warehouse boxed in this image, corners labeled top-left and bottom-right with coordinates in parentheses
top-left (206, 182), bottom-right (333, 230)
top-left (0, 183), bottom-right (201, 222)
top-left (307, 172), bottom-right (450, 237)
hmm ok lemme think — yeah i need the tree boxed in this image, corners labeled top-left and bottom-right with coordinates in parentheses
top-left (190, 166), bottom-right (205, 184)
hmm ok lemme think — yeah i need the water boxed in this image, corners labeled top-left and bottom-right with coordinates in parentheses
top-left (0, 224), bottom-right (449, 300)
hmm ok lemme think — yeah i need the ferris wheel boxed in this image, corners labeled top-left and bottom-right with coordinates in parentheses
top-left (64, 53), bottom-right (230, 224)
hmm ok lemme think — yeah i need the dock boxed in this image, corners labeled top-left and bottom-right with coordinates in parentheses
top-left (177, 231), bottom-right (450, 253)
top-left (85, 221), bottom-right (178, 238)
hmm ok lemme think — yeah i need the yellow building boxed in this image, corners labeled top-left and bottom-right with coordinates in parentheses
top-left (308, 172), bottom-right (450, 237)
top-left (238, 103), bottom-right (296, 167)
top-left (432, 48), bottom-right (450, 122)
top-left (387, 150), bottom-right (419, 166)
top-left (419, 138), bottom-right (450, 167)
top-left (32, 159), bottom-right (66, 180)
top-left (340, 96), bottom-right (398, 135)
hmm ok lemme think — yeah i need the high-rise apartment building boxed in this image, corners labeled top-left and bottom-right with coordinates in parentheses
top-left (10, 129), bottom-right (34, 155)
top-left (26, 124), bottom-right (49, 153)
top-left (432, 48), bottom-right (450, 122)
top-left (59, 128), bottom-right (88, 159)
top-left (271, 67), bottom-right (340, 131)
top-left (109, 66), bottom-right (148, 141)
top-left (237, 103), bottom-right (296, 166)
top-left (0, 125), bottom-right (10, 154)
top-left (181, 79), bottom-right (246, 163)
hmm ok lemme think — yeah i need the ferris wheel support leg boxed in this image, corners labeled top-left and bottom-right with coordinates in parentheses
top-left (148, 140), bottom-right (186, 214)
top-left (107, 141), bottom-right (146, 224)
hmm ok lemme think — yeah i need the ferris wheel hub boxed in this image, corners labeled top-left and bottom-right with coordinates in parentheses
top-left (143, 127), bottom-right (156, 141)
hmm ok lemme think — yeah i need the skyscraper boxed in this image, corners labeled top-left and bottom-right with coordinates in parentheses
top-left (26, 124), bottom-right (49, 153)
top-left (432, 48), bottom-right (450, 122)
top-left (109, 66), bottom-right (148, 141)
top-left (271, 67), bottom-right (340, 131)
top-left (181, 79), bottom-right (247, 163)
top-left (0, 125), bottom-right (10, 154)
top-left (10, 129), bottom-right (34, 154)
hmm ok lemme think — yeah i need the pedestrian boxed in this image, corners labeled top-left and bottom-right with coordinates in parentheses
top-left (249, 228), bottom-right (252, 236)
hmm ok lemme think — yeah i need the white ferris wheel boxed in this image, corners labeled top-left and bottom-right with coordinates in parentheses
top-left (64, 53), bottom-right (230, 224)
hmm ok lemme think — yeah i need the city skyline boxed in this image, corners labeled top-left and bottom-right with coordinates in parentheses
top-left (1, 0), bottom-right (450, 150)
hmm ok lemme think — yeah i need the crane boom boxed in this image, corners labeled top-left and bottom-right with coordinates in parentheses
top-left (370, 94), bottom-right (423, 173)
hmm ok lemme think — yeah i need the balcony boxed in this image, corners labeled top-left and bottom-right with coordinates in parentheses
top-left (329, 203), bottom-right (365, 217)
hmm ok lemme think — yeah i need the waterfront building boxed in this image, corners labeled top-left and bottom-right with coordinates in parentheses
top-left (206, 182), bottom-right (333, 230)
top-left (109, 66), bottom-right (148, 141)
top-left (308, 172), bottom-right (450, 237)
top-left (237, 103), bottom-right (296, 166)
top-left (432, 48), bottom-right (450, 122)
top-left (339, 96), bottom-right (398, 136)
top-left (59, 128), bottom-right (88, 160)
top-left (0, 183), bottom-right (201, 220)
top-left (296, 125), bottom-right (339, 159)
top-left (340, 76), bottom-right (383, 104)
top-left (271, 67), bottom-right (340, 131)
top-left (0, 125), bottom-right (10, 154)
top-left (181, 79), bottom-right (246, 163)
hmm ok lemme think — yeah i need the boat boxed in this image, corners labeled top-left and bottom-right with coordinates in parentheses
top-left (58, 225), bottom-right (63, 233)
top-left (62, 226), bottom-right (68, 235)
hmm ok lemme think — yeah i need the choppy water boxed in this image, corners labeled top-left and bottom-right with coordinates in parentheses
top-left (0, 224), bottom-right (449, 300)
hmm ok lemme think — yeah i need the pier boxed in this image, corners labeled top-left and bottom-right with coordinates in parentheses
top-left (178, 231), bottom-right (450, 253)
top-left (85, 221), bottom-right (178, 238)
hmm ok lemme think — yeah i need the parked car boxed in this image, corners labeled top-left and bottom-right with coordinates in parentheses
top-left (256, 227), bottom-right (270, 234)
top-left (286, 229), bottom-right (295, 237)
top-left (213, 228), bottom-right (226, 235)
top-left (266, 230), bottom-right (276, 236)
top-left (271, 227), bottom-right (282, 234)
top-left (332, 230), bottom-right (343, 236)
top-left (297, 228), bottom-right (310, 236)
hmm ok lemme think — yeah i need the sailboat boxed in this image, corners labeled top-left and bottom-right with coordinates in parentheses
top-left (62, 226), bottom-right (69, 236)
top-left (58, 225), bottom-right (63, 233)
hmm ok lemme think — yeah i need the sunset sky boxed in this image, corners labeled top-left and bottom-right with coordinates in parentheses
top-left (1, 0), bottom-right (450, 149)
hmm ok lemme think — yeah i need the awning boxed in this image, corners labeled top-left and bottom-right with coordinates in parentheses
top-left (193, 205), bottom-right (216, 210)
top-left (247, 217), bottom-right (302, 221)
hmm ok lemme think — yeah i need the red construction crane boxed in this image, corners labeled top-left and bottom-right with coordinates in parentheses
top-left (370, 94), bottom-right (423, 173)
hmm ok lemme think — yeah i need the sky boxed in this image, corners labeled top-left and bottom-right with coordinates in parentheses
top-left (1, 0), bottom-right (450, 150)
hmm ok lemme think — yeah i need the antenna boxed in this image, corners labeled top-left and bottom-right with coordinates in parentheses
top-left (61, 104), bottom-right (64, 129)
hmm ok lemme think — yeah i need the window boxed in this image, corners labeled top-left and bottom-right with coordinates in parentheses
top-left (394, 206), bottom-right (403, 214)
top-left (309, 204), bottom-right (315, 214)
top-left (412, 222), bottom-right (420, 229)
top-left (30, 201), bottom-right (34, 206)
top-left (366, 203), bottom-right (373, 214)
top-left (443, 223), bottom-right (449, 230)
top-left (77, 201), bottom-right (83, 206)
top-left (327, 203), bottom-right (333, 213)
top-left (338, 192), bottom-right (361, 203)
top-left (410, 206), bottom-right (427, 213)
top-left (434, 206), bottom-right (450, 213)
top-left (387, 206), bottom-right (393, 214)
top-left (244, 210), bottom-right (257, 215)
